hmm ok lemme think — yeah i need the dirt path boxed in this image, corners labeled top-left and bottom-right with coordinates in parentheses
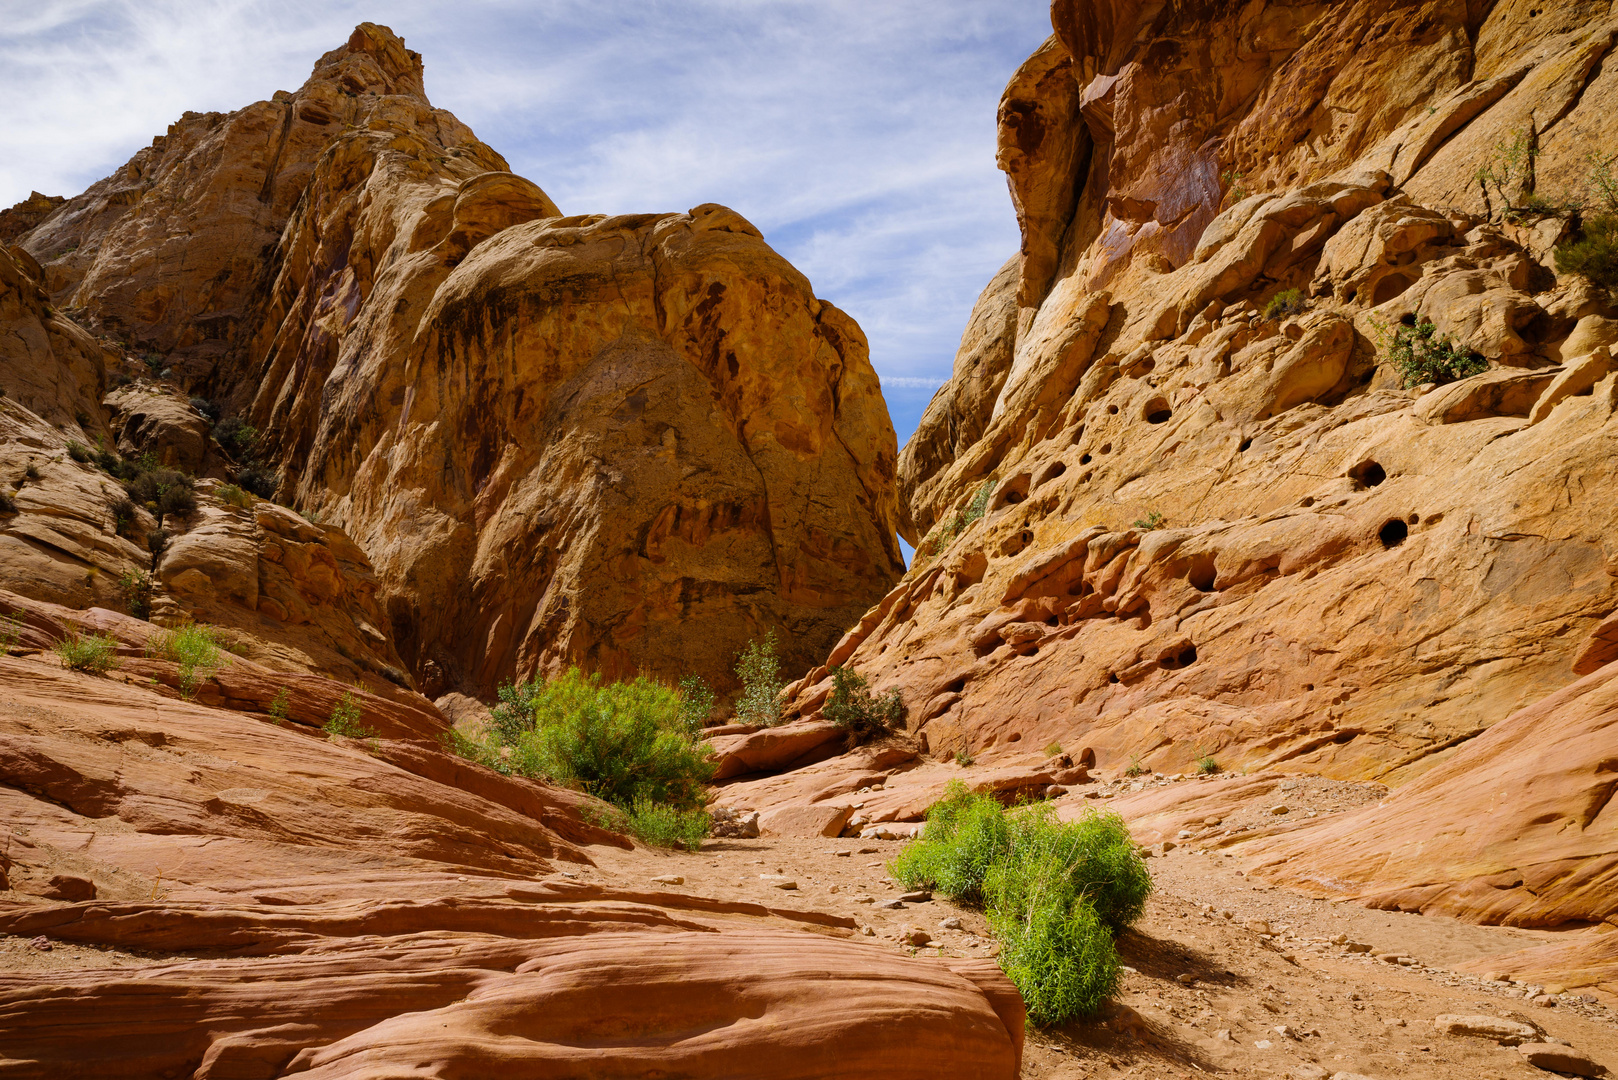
top-left (587, 827), bottom-right (1618, 1080)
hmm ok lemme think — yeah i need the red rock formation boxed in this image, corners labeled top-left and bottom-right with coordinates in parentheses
top-left (0, 625), bottom-right (1023, 1077)
top-left (12, 24), bottom-right (903, 698)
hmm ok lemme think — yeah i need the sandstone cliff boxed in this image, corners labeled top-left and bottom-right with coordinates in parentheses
top-left (762, 0), bottom-right (1618, 992)
top-left (13, 24), bottom-right (903, 698)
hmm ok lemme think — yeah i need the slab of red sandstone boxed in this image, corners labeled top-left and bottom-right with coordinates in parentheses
top-left (0, 648), bottom-right (1025, 1076)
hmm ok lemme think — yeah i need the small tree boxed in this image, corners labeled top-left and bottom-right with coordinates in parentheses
top-left (734, 630), bottom-right (785, 727)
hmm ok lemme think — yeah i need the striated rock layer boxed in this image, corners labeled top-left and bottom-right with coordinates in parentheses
top-left (13, 24), bottom-right (903, 697)
top-left (0, 612), bottom-right (1023, 1078)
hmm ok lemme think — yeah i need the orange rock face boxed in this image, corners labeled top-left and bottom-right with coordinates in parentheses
top-left (795, 0), bottom-right (1618, 786)
top-left (13, 24), bottom-right (903, 698)
top-left (762, 0), bottom-right (1618, 995)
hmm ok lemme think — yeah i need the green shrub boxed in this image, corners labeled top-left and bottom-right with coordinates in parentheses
top-left (891, 783), bottom-right (1151, 1025)
top-left (67, 441), bottom-right (93, 464)
top-left (734, 630), bottom-right (785, 727)
top-left (1124, 754), bottom-right (1145, 777)
top-left (1264, 289), bottom-right (1305, 320)
top-left (118, 569), bottom-right (153, 619)
top-left (1132, 510), bottom-right (1166, 531)
top-left (268, 687), bottom-right (292, 724)
top-left (325, 691), bottom-right (375, 739)
top-left (490, 676), bottom-right (544, 741)
top-left (126, 468), bottom-right (196, 519)
top-left (213, 416), bottom-right (258, 460)
top-left (189, 397), bottom-right (219, 423)
top-left (463, 668), bottom-right (715, 811)
top-left (823, 666), bottom-right (904, 747)
top-left (216, 484), bottom-right (254, 509)
top-left (1555, 212), bottom-right (1618, 290)
top-left (147, 527), bottom-right (170, 560)
top-left (1371, 317), bottom-right (1487, 388)
top-left (24, 463), bottom-right (39, 481)
top-left (1195, 754), bottom-right (1221, 775)
top-left (954, 748), bottom-right (976, 767)
top-left (590, 797), bottom-right (711, 851)
top-left (54, 630), bottom-right (119, 673)
top-left (148, 622), bottom-right (223, 697)
top-left (677, 674), bottom-right (716, 736)
top-left (237, 465), bottom-right (278, 499)
top-left (1043, 742), bottom-right (1063, 758)
top-left (110, 496), bottom-right (138, 538)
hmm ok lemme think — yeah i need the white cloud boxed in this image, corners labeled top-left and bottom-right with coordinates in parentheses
top-left (0, 0), bottom-right (1050, 444)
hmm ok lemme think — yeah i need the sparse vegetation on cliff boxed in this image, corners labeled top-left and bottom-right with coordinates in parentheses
top-left (324, 691), bottom-right (375, 740)
top-left (149, 622), bottom-right (224, 697)
top-left (890, 782), bottom-right (1151, 1025)
top-left (53, 630), bottom-right (119, 673)
top-left (118, 569), bottom-right (153, 618)
top-left (823, 666), bottom-right (904, 748)
top-left (1370, 316), bottom-right (1487, 388)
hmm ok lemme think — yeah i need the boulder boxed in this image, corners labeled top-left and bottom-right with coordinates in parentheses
top-left (757, 802), bottom-right (856, 839)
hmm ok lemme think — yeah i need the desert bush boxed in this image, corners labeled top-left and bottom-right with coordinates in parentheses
top-left (67, 441), bottom-right (93, 464)
top-left (110, 496), bottom-right (138, 538)
top-left (677, 674), bottom-right (716, 736)
top-left (325, 691), bottom-right (375, 739)
top-left (891, 783), bottom-right (1151, 1025)
top-left (126, 468), bottom-right (196, 519)
top-left (823, 666), bottom-right (903, 747)
top-left (1371, 316), bottom-right (1487, 388)
top-left (147, 527), bottom-right (170, 560)
top-left (24, 463), bottom-right (39, 480)
top-left (118, 569), bottom-right (153, 619)
top-left (236, 464), bottom-right (278, 499)
top-left (589, 797), bottom-right (710, 852)
top-left (1043, 742), bottom-right (1064, 758)
top-left (1132, 510), bottom-right (1166, 531)
top-left (1264, 289), bottom-right (1305, 320)
top-left (149, 622), bottom-right (223, 697)
top-left (1196, 755), bottom-right (1221, 775)
top-left (215, 484), bottom-right (254, 509)
top-left (734, 630), bottom-right (785, 727)
top-left (189, 397), bottom-right (218, 423)
top-left (465, 668), bottom-right (715, 811)
top-left (268, 687), bottom-right (292, 724)
top-left (212, 416), bottom-right (258, 460)
top-left (1555, 212), bottom-right (1618, 290)
top-left (53, 630), bottom-right (119, 674)
top-left (954, 748), bottom-right (976, 767)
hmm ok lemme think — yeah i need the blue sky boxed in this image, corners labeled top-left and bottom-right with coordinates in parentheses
top-left (0, 0), bottom-right (1049, 454)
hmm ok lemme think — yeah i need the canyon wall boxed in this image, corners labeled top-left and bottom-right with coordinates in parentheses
top-left (10, 24), bottom-right (903, 697)
top-left (790, 0), bottom-right (1618, 792)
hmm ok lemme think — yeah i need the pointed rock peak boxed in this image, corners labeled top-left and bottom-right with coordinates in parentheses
top-left (310, 22), bottom-right (426, 100)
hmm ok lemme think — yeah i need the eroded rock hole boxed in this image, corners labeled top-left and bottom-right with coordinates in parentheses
top-left (1072, 425), bottom-right (1086, 444)
top-left (1187, 556), bottom-right (1217, 593)
top-left (1079, 454), bottom-right (1092, 465)
top-left (1107, 404), bottom-right (1120, 415)
top-left (1379, 518), bottom-right (1408, 547)
top-left (1238, 438), bottom-right (1252, 452)
top-left (1350, 460), bottom-right (1386, 488)
top-left (1100, 443), bottom-right (1112, 454)
top-left (1144, 397), bottom-right (1172, 424)
top-left (1033, 461), bottom-right (1067, 489)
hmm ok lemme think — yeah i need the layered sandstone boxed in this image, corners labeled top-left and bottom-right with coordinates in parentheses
top-left (13, 24), bottom-right (903, 698)
top-left (0, 619), bottom-right (1022, 1077)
